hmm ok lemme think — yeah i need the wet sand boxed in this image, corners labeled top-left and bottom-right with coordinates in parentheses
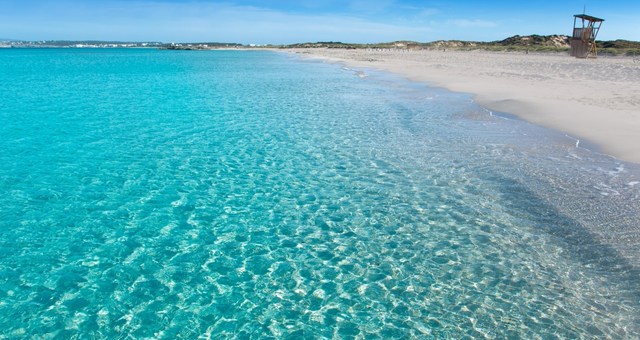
top-left (290, 48), bottom-right (640, 164)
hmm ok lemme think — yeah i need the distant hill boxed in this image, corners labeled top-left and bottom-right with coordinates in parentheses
top-left (428, 35), bottom-right (570, 49)
top-left (598, 39), bottom-right (640, 49)
top-left (494, 35), bottom-right (570, 47)
top-left (283, 35), bottom-right (640, 56)
top-left (284, 35), bottom-right (574, 49)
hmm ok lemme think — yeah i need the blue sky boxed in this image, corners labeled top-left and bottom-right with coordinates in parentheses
top-left (1, 0), bottom-right (638, 43)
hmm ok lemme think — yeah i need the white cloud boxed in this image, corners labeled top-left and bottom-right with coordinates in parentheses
top-left (417, 8), bottom-right (440, 17)
top-left (348, 0), bottom-right (396, 14)
top-left (449, 19), bottom-right (498, 28)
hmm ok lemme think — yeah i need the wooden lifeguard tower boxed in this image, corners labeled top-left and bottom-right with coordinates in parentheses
top-left (570, 14), bottom-right (604, 58)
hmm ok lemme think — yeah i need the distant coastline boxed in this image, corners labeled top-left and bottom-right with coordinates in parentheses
top-left (2, 35), bottom-right (639, 56)
top-left (0, 40), bottom-right (163, 48)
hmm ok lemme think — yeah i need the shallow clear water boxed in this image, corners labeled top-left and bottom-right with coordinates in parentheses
top-left (0, 48), bottom-right (639, 338)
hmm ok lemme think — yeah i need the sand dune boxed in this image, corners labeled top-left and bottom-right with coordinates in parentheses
top-left (292, 48), bottom-right (640, 164)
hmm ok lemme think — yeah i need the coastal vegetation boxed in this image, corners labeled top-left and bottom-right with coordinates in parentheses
top-left (283, 35), bottom-right (640, 56)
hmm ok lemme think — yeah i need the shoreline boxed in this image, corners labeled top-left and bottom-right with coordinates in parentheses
top-left (287, 48), bottom-right (640, 164)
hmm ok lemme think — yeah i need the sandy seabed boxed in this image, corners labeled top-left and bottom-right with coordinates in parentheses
top-left (290, 48), bottom-right (640, 164)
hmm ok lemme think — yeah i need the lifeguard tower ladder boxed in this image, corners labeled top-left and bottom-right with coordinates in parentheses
top-left (570, 14), bottom-right (604, 58)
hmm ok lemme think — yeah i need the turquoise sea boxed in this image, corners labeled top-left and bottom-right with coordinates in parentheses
top-left (1, 48), bottom-right (639, 338)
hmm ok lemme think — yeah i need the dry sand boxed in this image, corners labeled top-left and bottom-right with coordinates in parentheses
top-left (290, 48), bottom-right (640, 164)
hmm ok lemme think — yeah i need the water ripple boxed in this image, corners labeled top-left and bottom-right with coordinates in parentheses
top-left (0, 49), bottom-right (639, 338)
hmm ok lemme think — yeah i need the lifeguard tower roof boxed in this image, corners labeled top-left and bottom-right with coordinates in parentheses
top-left (574, 14), bottom-right (604, 22)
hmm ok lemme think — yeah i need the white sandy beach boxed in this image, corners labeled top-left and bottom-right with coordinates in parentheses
top-left (291, 48), bottom-right (640, 164)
